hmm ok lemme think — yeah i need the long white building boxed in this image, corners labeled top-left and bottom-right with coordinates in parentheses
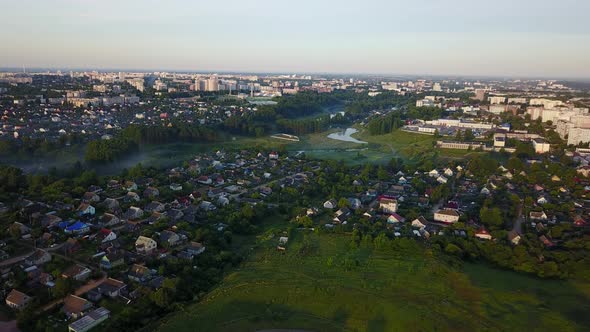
top-left (425, 119), bottom-right (494, 130)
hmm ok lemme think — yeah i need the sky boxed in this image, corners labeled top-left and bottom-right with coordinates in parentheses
top-left (1, 0), bottom-right (590, 78)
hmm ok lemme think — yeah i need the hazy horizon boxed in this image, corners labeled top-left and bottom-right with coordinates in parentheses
top-left (2, 0), bottom-right (589, 78)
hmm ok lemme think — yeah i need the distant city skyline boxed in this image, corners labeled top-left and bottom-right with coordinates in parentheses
top-left (1, 0), bottom-right (590, 78)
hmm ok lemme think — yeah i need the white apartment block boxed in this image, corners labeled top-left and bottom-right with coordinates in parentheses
top-left (557, 120), bottom-right (575, 139)
top-left (568, 127), bottom-right (590, 146)
top-left (416, 99), bottom-right (435, 107)
top-left (532, 138), bottom-right (551, 154)
top-left (555, 113), bottom-right (590, 140)
top-left (382, 83), bottom-right (398, 91)
top-left (488, 105), bottom-right (506, 114)
top-left (489, 96), bottom-right (506, 105)
top-left (529, 98), bottom-right (564, 109)
top-left (526, 107), bottom-right (544, 120)
top-left (507, 97), bottom-right (527, 104)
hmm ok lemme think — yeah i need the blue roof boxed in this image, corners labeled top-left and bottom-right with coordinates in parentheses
top-left (65, 221), bottom-right (88, 231)
top-left (57, 221), bottom-right (70, 229)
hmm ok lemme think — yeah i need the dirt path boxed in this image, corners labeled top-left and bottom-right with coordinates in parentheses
top-left (512, 203), bottom-right (524, 233)
top-left (38, 273), bottom-right (106, 313)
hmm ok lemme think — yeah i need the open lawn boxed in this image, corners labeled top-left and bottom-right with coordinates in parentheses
top-left (354, 128), bottom-right (486, 163)
top-left (154, 232), bottom-right (590, 332)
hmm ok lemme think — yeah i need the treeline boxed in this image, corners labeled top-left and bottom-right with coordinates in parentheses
top-left (344, 92), bottom-right (411, 116)
top-left (86, 123), bottom-right (218, 162)
top-left (365, 105), bottom-right (445, 136)
top-left (406, 105), bottom-right (444, 120)
top-left (0, 134), bottom-right (84, 157)
top-left (222, 113), bottom-right (272, 137)
top-left (120, 123), bottom-right (218, 145)
top-left (0, 163), bottom-right (99, 203)
top-left (366, 112), bottom-right (404, 135)
top-left (85, 137), bottom-right (138, 163)
top-left (274, 92), bottom-right (339, 118)
top-left (276, 114), bottom-right (347, 136)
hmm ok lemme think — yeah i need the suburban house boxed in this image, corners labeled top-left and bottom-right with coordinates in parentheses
top-left (143, 187), bottom-right (160, 198)
top-left (88, 278), bottom-right (126, 300)
top-left (68, 307), bottom-right (110, 332)
top-left (411, 217), bottom-right (428, 229)
top-left (333, 207), bottom-right (351, 223)
top-left (96, 229), bottom-right (117, 243)
top-left (197, 176), bottom-right (212, 185)
top-left (135, 236), bottom-right (157, 255)
top-left (128, 264), bottom-right (154, 283)
top-left (100, 250), bottom-right (124, 270)
top-left (539, 235), bottom-right (555, 248)
top-left (387, 213), bottom-right (406, 224)
top-left (82, 192), bottom-right (100, 203)
top-left (379, 197), bottom-right (398, 214)
top-left (145, 201), bottom-right (165, 213)
top-left (40, 214), bottom-right (62, 228)
top-left (217, 196), bottom-right (230, 206)
top-left (475, 228), bottom-right (493, 240)
top-left (61, 264), bottom-right (92, 281)
top-left (508, 230), bottom-right (521, 245)
top-left (98, 213), bottom-right (120, 227)
top-left (434, 209), bottom-right (460, 224)
top-left (5, 289), bottom-right (31, 310)
top-left (26, 249), bottom-right (52, 266)
top-left (101, 198), bottom-right (119, 211)
top-left (444, 168), bottom-right (454, 177)
top-left (199, 201), bottom-right (216, 211)
top-left (347, 198), bottom-right (362, 210)
top-left (323, 199), bottom-right (337, 209)
top-left (169, 183), bottom-right (182, 191)
top-left (124, 206), bottom-right (144, 220)
top-left (125, 191), bottom-right (140, 202)
top-left (124, 181), bottom-right (138, 191)
top-left (530, 211), bottom-right (548, 221)
top-left (186, 242), bottom-right (206, 256)
top-left (159, 230), bottom-right (180, 247)
top-left (77, 203), bottom-right (95, 216)
top-left (65, 221), bottom-right (90, 235)
top-left (62, 294), bottom-right (93, 319)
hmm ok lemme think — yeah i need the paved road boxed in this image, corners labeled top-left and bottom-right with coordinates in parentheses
top-left (512, 203), bottom-right (524, 233)
top-left (0, 252), bottom-right (32, 268)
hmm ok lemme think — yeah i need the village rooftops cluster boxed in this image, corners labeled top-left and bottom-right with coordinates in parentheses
top-left (0, 148), bottom-right (317, 329)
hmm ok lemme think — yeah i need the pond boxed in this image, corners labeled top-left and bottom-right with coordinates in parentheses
top-left (327, 128), bottom-right (367, 144)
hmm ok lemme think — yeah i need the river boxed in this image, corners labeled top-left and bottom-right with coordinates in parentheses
top-left (327, 128), bottom-right (367, 144)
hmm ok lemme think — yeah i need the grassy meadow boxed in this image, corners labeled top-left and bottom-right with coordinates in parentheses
top-left (154, 231), bottom-right (590, 332)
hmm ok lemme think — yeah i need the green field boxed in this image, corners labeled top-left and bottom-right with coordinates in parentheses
top-left (154, 232), bottom-right (590, 332)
